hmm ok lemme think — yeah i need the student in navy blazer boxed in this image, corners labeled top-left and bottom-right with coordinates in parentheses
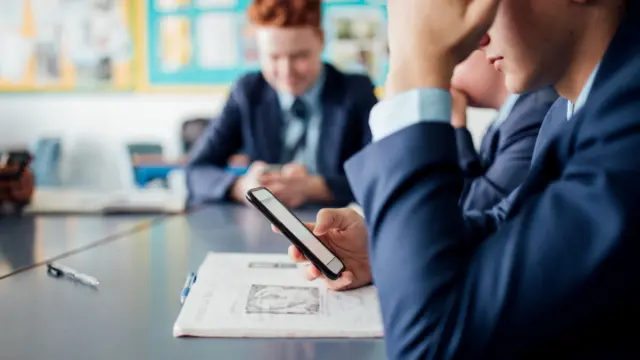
top-left (186, 0), bottom-right (376, 208)
top-left (450, 50), bottom-right (558, 211)
top-left (283, 0), bottom-right (640, 358)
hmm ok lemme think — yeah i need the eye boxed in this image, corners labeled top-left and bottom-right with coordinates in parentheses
top-left (288, 50), bottom-right (308, 60)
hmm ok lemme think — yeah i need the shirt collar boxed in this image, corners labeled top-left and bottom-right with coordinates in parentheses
top-left (278, 68), bottom-right (326, 112)
top-left (566, 63), bottom-right (600, 121)
top-left (493, 94), bottom-right (520, 129)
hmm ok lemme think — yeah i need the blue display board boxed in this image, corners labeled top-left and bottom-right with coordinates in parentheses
top-left (145, 0), bottom-right (388, 88)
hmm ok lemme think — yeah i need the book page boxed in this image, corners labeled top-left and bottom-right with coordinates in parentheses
top-left (173, 253), bottom-right (383, 338)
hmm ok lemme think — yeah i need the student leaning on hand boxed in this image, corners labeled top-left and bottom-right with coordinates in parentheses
top-left (281, 0), bottom-right (640, 358)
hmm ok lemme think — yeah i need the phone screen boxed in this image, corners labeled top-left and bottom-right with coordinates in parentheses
top-left (252, 188), bottom-right (338, 267)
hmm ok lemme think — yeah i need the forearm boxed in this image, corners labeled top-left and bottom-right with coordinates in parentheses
top-left (228, 177), bottom-right (248, 203)
top-left (347, 123), bottom-right (469, 359)
top-left (461, 128), bottom-right (538, 212)
top-left (305, 175), bottom-right (335, 203)
top-left (186, 165), bottom-right (237, 205)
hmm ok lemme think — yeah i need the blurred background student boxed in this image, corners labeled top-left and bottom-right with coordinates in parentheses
top-left (185, 0), bottom-right (377, 209)
top-left (451, 50), bottom-right (558, 211)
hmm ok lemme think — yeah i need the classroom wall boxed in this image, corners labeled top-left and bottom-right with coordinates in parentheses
top-left (0, 94), bottom-right (496, 190)
top-left (0, 93), bottom-right (223, 190)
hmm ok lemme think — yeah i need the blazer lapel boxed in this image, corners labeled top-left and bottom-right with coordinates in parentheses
top-left (256, 87), bottom-right (283, 163)
top-left (317, 65), bottom-right (347, 173)
top-left (509, 100), bottom-right (569, 217)
top-left (531, 98), bottom-right (568, 166)
top-left (479, 124), bottom-right (500, 165)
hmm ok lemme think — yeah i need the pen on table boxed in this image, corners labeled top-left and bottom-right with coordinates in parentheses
top-left (180, 272), bottom-right (197, 305)
top-left (46, 262), bottom-right (100, 287)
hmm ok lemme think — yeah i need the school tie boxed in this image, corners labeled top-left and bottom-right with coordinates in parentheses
top-left (281, 97), bottom-right (310, 163)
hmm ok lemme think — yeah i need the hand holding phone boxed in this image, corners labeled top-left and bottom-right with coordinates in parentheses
top-left (261, 164), bottom-right (283, 174)
top-left (0, 150), bottom-right (32, 181)
top-left (246, 187), bottom-right (346, 280)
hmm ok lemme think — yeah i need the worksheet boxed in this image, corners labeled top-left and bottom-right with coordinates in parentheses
top-left (173, 253), bottom-right (384, 338)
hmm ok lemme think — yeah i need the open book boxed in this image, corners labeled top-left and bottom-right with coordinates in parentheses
top-left (173, 252), bottom-right (383, 338)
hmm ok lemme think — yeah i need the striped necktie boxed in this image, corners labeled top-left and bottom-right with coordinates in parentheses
top-left (281, 97), bottom-right (310, 163)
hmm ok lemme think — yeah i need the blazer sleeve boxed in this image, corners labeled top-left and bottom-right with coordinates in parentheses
top-left (185, 84), bottom-right (245, 206)
top-left (323, 76), bottom-right (376, 205)
top-left (460, 119), bottom-right (540, 212)
top-left (460, 91), bottom-right (555, 212)
top-left (344, 91), bottom-right (640, 359)
top-left (455, 127), bottom-right (483, 177)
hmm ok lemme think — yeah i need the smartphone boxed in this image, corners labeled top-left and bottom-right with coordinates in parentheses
top-left (261, 164), bottom-right (283, 174)
top-left (0, 150), bottom-right (31, 180)
top-left (245, 186), bottom-right (345, 280)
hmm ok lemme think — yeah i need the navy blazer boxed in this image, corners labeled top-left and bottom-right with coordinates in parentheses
top-left (344, 2), bottom-right (640, 358)
top-left (456, 88), bottom-right (557, 212)
top-left (186, 63), bottom-right (376, 206)
top-left (463, 96), bottom-right (569, 241)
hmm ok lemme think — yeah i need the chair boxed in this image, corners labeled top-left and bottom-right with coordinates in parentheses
top-left (127, 142), bottom-right (167, 188)
top-left (31, 137), bottom-right (62, 187)
top-left (181, 118), bottom-right (210, 155)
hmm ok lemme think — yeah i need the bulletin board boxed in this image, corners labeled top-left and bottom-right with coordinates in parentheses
top-left (0, 0), bottom-right (136, 92)
top-left (141, 0), bottom-right (389, 91)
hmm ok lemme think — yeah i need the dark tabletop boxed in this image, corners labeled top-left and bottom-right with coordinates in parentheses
top-left (0, 214), bottom-right (159, 279)
top-left (0, 205), bottom-right (386, 360)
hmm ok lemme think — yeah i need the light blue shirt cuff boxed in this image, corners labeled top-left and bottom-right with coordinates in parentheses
top-left (369, 88), bottom-right (452, 142)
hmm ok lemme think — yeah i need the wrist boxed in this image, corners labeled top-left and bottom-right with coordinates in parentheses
top-left (230, 176), bottom-right (245, 202)
top-left (451, 112), bottom-right (468, 128)
top-left (305, 176), bottom-right (333, 202)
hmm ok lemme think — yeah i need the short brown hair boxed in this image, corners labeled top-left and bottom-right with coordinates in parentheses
top-left (247, 0), bottom-right (321, 28)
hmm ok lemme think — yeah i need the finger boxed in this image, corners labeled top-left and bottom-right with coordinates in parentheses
top-left (325, 271), bottom-right (355, 291)
top-left (314, 208), bottom-right (349, 235)
top-left (266, 181), bottom-right (287, 194)
top-left (304, 264), bottom-right (322, 281)
top-left (271, 224), bottom-right (280, 233)
top-left (258, 172), bottom-right (281, 185)
top-left (467, 0), bottom-right (501, 33)
top-left (282, 163), bottom-right (306, 178)
top-left (266, 184), bottom-right (290, 203)
top-left (250, 160), bottom-right (267, 172)
top-left (288, 245), bottom-right (308, 262)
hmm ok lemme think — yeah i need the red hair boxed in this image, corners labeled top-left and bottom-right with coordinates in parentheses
top-left (247, 0), bottom-right (321, 28)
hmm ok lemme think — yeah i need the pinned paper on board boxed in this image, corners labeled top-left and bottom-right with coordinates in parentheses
top-left (195, 0), bottom-right (237, 8)
top-left (155, 0), bottom-right (192, 12)
top-left (324, 6), bottom-right (388, 84)
top-left (196, 13), bottom-right (239, 68)
top-left (0, 32), bottom-right (34, 83)
top-left (144, 0), bottom-right (390, 88)
top-left (0, 0), bottom-right (26, 32)
top-left (160, 16), bottom-right (192, 72)
top-left (1, 0), bottom-right (134, 91)
top-left (61, 0), bottom-right (132, 86)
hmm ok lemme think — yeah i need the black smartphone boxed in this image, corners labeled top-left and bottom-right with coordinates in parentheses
top-left (262, 164), bottom-right (283, 173)
top-left (246, 186), bottom-right (345, 280)
top-left (0, 150), bottom-right (31, 180)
